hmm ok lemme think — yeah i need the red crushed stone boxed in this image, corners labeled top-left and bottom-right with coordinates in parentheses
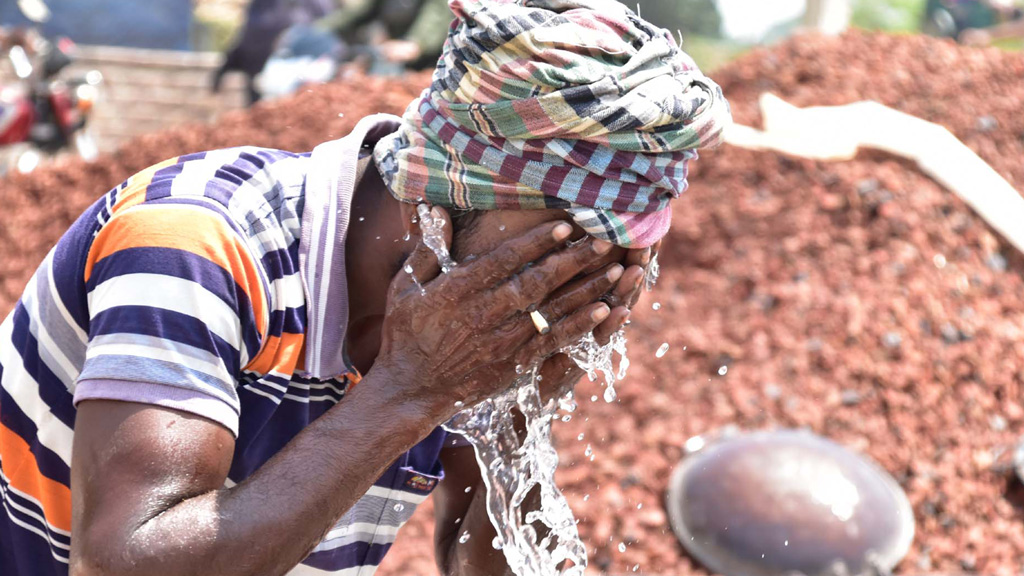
top-left (3, 31), bottom-right (1024, 576)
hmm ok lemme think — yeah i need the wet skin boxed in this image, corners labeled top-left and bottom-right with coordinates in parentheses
top-left (69, 160), bottom-right (656, 576)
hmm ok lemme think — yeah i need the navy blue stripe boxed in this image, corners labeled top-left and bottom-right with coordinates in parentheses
top-left (260, 245), bottom-right (299, 281)
top-left (303, 540), bottom-right (391, 570)
top-left (266, 308), bottom-right (306, 338)
top-left (49, 195), bottom-right (112, 333)
top-left (0, 386), bottom-right (71, 486)
top-left (9, 305), bottom-right (76, 429)
top-left (142, 163), bottom-right (186, 203)
top-left (89, 306), bottom-right (241, 374)
top-left (87, 247), bottom-right (260, 357)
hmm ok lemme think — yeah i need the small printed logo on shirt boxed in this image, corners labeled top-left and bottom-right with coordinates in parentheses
top-left (405, 474), bottom-right (438, 492)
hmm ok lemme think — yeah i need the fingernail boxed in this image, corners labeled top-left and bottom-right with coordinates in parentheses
top-left (620, 311), bottom-right (631, 325)
top-left (641, 248), bottom-right (652, 266)
top-left (591, 304), bottom-right (610, 322)
top-left (606, 264), bottom-right (624, 283)
top-left (552, 223), bottom-right (572, 241)
top-left (592, 239), bottom-right (613, 254)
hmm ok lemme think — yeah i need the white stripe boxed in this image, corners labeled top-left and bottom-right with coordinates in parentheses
top-left (286, 564), bottom-right (372, 576)
top-left (45, 252), bottom-right (88, 347)
top-left (364, 486), bottom-right (428, 505)
top-left (241, 384), bottom-right (282, 404)
top-left (0, 317), bottom-right (73, 465)
top-left (19, 273), bottom-right (81, 390)
top-left (85, 342), bottom-right (235, 394)
top-left (271, 274), bottom-right (306, 312)
top-left (170, 149), bottom-right (249, 198)
top-left (88, 273), bottom-right (243, 351)
top-left (0, 470), bottom-right (72, 543)
top-left (323, 522), bottom-right (400, 542)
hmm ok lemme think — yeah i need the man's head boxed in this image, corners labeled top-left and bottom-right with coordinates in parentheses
top-left (375, 0), bottom-right (731, 251)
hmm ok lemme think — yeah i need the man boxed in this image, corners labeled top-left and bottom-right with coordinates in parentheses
top-left (0, 1), bottom-right (729, 575)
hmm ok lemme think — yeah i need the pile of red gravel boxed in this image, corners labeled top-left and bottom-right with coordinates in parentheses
top-left (4, 32), bottom-right (1024, 576)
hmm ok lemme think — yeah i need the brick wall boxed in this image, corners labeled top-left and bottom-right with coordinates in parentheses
top-left (66, 45), bottom-right (247, 153)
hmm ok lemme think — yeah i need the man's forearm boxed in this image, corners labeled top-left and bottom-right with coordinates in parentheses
top-left (73, 369), bottom-right (444, 576)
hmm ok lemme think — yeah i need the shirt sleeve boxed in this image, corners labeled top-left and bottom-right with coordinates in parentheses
top-left (73, 203), bottom-right (267, 437)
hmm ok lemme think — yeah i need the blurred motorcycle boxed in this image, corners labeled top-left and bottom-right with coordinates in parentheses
top-left (0, 30), bottom-right (103, 174)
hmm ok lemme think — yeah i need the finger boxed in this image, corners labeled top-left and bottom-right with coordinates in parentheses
top-left (624, 246), bottom-right (651, 270)
top-left (486, 236), bottom-right (615, 315)
top-left (604, 265), bottom-right (644, 309)
top-left (389, 239), bottom-right (442, 299)
top-left (537, 353), bottom-right (582, 402)
top-left (448, 221), bottom-right (574, 290)
top-left (594, 307), bottom-right (630, 346)
top-left (483, 263), bottom-right (622, 330)
top-left (513, 303), bottom-right (610, 368)
top-left (483, 262), bottom-right (620, 345)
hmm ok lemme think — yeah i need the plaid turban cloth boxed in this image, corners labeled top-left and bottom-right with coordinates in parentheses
top-left (373, 0), bottom-right (732, 248)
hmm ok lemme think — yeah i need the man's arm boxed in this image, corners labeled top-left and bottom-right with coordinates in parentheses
top-left (71, 377), bottom-right (444, 576)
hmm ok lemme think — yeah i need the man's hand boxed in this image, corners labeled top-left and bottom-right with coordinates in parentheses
top-left (374, 207), bottom-right (625, 417)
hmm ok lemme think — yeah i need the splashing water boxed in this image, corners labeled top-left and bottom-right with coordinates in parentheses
top-left (644, 252), bottom-right (660, 292)
top-left (656, 343), bottom-right (670, 358)
top-left (417, 204), bottom-right (457, 274)
top-left (420, 211), bottom-right (632, 575)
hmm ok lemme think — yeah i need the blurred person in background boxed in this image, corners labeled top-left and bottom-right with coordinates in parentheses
top-left (0, 1), bottom-right (729, 575)
top-left (922, 0), bottom-right (1024, 43)
top-left (212, 0), bottom-right (333, 104)
top-left (314, 0), bottom-right (451, 71)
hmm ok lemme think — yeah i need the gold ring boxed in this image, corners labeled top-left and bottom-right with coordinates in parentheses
top-left (530, 310), bottom-right (550, 335)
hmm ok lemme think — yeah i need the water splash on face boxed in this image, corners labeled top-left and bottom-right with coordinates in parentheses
top-left (417, 204), bottom-right (457, 274)
top-left (422, 218), bottom-right (632, 575)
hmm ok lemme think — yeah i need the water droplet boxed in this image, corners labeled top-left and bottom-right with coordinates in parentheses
top-left (375, 236), bottom-right (381, 240)
top-left (454, 401), bottom-right (465, 409)
top-left (499, 225), bottom-right (507, 231)
top-left (358, 216), bottom-right (365, 222)
top-left (784, 540), bottom-right (789, 546)
top-left (591, 395), bottom-right (599, 402)
top-left (618, 542), bottom-right (627, 553)
top-left (459, 531), bottom-right (471, 544)
top-left (492, 536), bottom-right (503, 550)
top-left (577, 433), bottom-right (585, 441)
top-left (464, 486), bottom-right (472, 493)
top-left (561, 414), bottom-right (572, 422)
top-left (637, 503), bottom-right (643, 509)
top-left (583, 494), bottom-right (590, 501)
top-left (584, 444), bottom-right (593, 457)
top-left (656, 343), bottom-right (670, 358)
top-left (718, 365), bottom-right (728, 376)
top-left (515, 364), bottom-right (526, 375)
top-left (402, 232), bottom-right (411, 242)
top-left (933, 254), bottom-right (947, 268)
top-left (393, 503), bottom-right (405, 512)
top-left (643, 253), bottom-right (660, 291)
top-left (404, 264), bottom-right (414, 275)
top-left (536, 375), bottom-right (543, 382)
top-left (652, 302), bottom-right (661, 311)
top-left (633, 564), bottom-right (640, 572)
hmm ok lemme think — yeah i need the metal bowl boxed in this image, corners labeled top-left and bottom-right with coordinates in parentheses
top-left (667, 429), bottom-right (914, 576)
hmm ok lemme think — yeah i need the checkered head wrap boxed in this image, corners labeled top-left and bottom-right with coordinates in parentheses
top-left (373, 0), bottom-right (731, 248)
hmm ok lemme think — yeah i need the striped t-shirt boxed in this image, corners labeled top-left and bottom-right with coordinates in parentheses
top-left (0, 115), bottom-right (449, 576)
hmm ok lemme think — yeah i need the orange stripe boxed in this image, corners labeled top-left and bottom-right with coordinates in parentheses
top-left (245, 332), bottom-right (304, 374)
top-left (112, 157), bottom-right (179, 213)
top-left (84, 205), bottom-right (267, 337)
top-left (0, 423), bottom-right (71, 532)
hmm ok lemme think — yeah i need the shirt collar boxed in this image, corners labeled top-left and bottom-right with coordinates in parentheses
top-left (299, 114), bottom-right (402, 380)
